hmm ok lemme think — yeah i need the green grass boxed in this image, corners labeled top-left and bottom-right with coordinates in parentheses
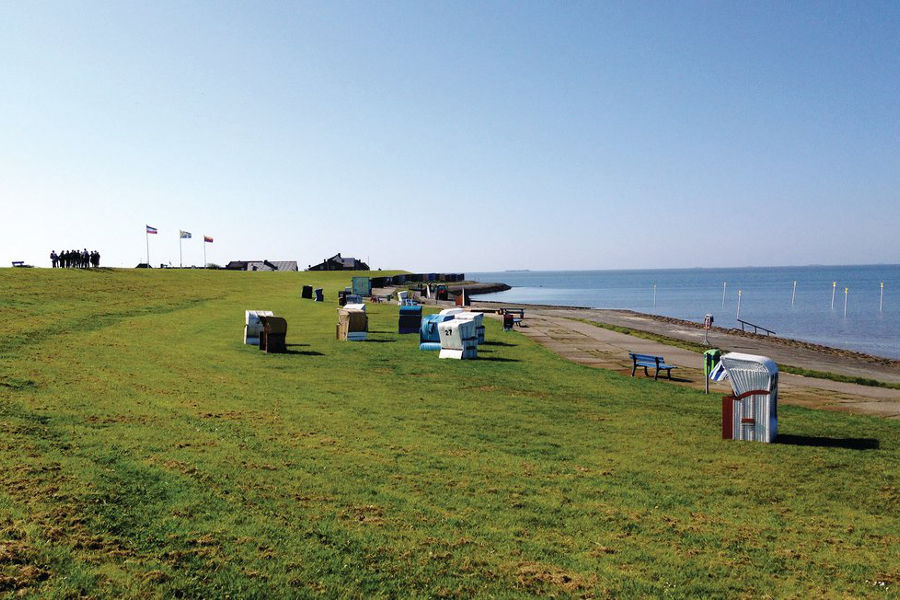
top-left (573, 318), bottom-right (900, 391)
top-left (776, 366), bottom-right (900, 390)
top-left (1, 268), bottom-right (898, 598)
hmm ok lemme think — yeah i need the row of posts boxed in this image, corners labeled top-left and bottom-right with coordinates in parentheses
top-left (647, 281), bottom-right (887, 318)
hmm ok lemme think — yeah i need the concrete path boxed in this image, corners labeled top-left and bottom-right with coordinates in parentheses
top-left (481, 306), bottom-right (900, 420)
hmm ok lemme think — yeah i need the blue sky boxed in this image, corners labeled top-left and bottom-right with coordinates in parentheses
top-left (1, 1), bottom-right (898, 271)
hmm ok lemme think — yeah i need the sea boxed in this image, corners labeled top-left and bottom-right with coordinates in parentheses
top-left (468, 265), bottom-right (900, 360)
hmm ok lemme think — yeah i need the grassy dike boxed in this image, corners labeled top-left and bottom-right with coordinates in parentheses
top-left (0, 268), bottom-right (897, 598)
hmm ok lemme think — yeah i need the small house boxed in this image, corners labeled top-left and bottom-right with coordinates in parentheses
top-left (308, 253), bottom-right (370, 271)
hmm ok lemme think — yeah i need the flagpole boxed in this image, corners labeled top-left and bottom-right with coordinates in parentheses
top-left (179, 233), bottom-right (183, 268)
top-left (146, 229), bottom-right (150, 266)
top-left (203, 240), bottom-right (207, 268)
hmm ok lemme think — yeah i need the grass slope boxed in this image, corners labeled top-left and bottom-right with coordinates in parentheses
top-left (0, 269), bottom-right (898, 598)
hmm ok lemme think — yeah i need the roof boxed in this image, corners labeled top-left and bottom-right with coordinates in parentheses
top-left (226, 260), bottom-right (298, 272)
top-left (721, 353), bottom-right (778, 375)
top-left (307, 253), bottom-right (369, 271)
top-left (326, 253), bottom-right (360, 268)
top-left (720, 352), bottom-right (778, 396)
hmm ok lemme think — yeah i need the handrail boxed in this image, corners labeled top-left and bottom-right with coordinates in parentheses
top-left (737, 318), bottom-right (776, 336)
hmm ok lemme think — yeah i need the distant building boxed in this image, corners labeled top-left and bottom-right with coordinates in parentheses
top-left (307, 253), bottom-right (369, 271)
top-left (225, 260), bottom-right (298, 272)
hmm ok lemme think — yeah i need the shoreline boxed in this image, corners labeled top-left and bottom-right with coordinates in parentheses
top-left (462, 297), bottom-right (900, 387)
top-left (450, 297), bottom-right (900, 418)
top-left (464, 265), bottom-right (900, 363)
top-left (465, 296), bottom-right (900, 367)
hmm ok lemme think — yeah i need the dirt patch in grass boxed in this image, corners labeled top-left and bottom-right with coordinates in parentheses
top-left (142, 570), bottom-right (170, 584)
top-left (86, 414), bottom-right (153, 425)
top-left (239, 461), bottom-right (279, 471)
top-left (341, 505), bottom-right (385, 525)
top-left (0, 565), bottom-right (50, 595)
top-left (513, 561), bottom-right (597, 593)
top-left (175, 440), bottom-right (218, 449)
top-left (161, 532), bottom-right (226, 567)
top-left (442, 448), bottom-right (473, 458)
top-left (293, 494), bottom-right (335, 505)
top-left (0, 531), bottom-right (49, 595)
top-left (198, 411), bottom-right (245, 419)
top-left (153, 458), bottom-right (213, 484)
top-left (589, 544), bottom-right (618, 556)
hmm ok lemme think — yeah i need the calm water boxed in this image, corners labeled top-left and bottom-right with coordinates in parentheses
top-left (468, 265), bottom-right (900, 359)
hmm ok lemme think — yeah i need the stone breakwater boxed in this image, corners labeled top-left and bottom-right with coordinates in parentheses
top-left (448, 281), bottom-right (511, 295)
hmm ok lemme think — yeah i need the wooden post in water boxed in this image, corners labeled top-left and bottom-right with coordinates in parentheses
top-left (722, 282), bottom-right (727, 308)
top-left (736, 290), bottom-right (742, 320)
top-left (843, 287), bottom-right (849, 317)
top-left (881, 282), bottom-right (884, 312)
top-left (831, 281), bottom-right (836, 310)
top-left (791, 281), bottom-right (797, 306)
top-left (652, 284), bottom-right (656, 309)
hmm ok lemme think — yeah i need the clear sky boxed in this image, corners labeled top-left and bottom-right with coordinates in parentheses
top-left (2, 1), bottom-right (898, 272)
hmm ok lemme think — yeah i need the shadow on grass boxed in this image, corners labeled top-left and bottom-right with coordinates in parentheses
top-left (284, 349), bottom-right (326, 356)
top-left (481, 341), bottom-right (516, 347)
top-left (286, 343), bottom-right (311, 347)
top-left (775, 434), bottom-right (879, 450)
top-left (369, 330), bottom-right (396, 334)
top-left (477, 356), bottom-right (520, 363)
top-left (631, 375), bottom-right (693, 384)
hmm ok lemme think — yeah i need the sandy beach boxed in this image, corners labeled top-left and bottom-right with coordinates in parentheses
top-left (452, 297), bottom-right (900, 420)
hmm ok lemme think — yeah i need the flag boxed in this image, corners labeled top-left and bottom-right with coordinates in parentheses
top-left (146, 225), bottom-right (158, 234)
top-left (708, 361), bottom-right (729, 382)
top-left (179, 230), bottom-right (192, 239)
top-left (204, 236), bottom-right (213, 243)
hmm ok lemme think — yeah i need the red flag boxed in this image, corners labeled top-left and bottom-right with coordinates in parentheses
top-left (204, 236), bottom-right (213, 243)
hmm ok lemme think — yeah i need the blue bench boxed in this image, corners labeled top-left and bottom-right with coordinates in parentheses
top-left (629, 353), bottom-right (678, 380)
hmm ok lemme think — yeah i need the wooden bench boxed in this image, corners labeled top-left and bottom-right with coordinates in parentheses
top-left (629, 353), bottom-right (678, 380)
top-left (499, 308), bottom-right (525, 328)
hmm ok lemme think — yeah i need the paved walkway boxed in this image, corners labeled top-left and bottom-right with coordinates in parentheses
top-left (475, 304), bottom-right (900, 420)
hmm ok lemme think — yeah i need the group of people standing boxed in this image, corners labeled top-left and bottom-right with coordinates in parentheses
top-left (51, 249), bottom-right (101, 269)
